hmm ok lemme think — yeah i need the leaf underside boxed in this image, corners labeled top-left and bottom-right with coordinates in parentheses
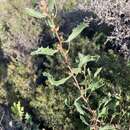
top-left (66, 22), bottom-right (88, 42)
top-left (43, 72), bottom-right (71, 86)
top-left (25, 8), bottom-right (46, 19)
top-left (31, 47), bottom-right (58, 56)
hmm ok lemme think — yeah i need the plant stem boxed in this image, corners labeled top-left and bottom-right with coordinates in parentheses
top-left (54, 28), bottom-right (81, 90)
top-left (51, 18), bottom-right (99, 129)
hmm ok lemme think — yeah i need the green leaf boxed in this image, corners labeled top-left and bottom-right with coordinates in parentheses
top-left (98, 107), bottom-right (108, 118)
top-left (64, 99), bottom-right (69, 107)
top-left (98, 97), bottom-right (111, 109)
top-left (72, 68), bottom-right (81, 75)
top-left (31, 47), bottom-right (58, 56)
top-left (25, 8), bottom-right (46, 18)
top-left (94, 68), bottom-right (102, 78)
top-left (74, 101), bottom-right (85, 115)
top-left (87, 68), bottom-right (91, 76)
top-left (127, 60), bottom-right (130, 67)
top-left (88, 79), bottom-right (104, 92)
top-left (46, 19), bottom-right (55, 28)
top-left (99, 125), bottom-right (115, 130)
top-left (25, 113), bottom-right (32, 124)
top-left (80, 115), bottom-right (89, 126)
top-left (43, 72), bottom-right (71, 86)
top-left (78, 53), bottom-right (99, 68)
top-left (64, 98), bottom-right (72, 107)
top-left (48, 0), bottom-right (56, 12)
top-left (11, 101), bottom-right (24, 120)
top-left (65, 22), bottom-right (88, 42)
top-left (32, 0), bottom-right (36, 6)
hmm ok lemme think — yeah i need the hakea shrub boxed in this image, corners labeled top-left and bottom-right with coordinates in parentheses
top-left (24, 0), bottom-right (130, 130)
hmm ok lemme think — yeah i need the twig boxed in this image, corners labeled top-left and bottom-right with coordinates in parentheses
top-left (0, 111), bottom-right (5, 126)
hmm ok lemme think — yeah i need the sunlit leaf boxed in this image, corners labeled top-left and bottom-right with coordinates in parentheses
top-left (72, 68), bottom-right (81, 75)
top-left (98, 107), bottom-right (108, 118)
top-left (74, 100), bottom-right (85, 115)
top-left (80, 115), bottom-right (89, 126)
top-left (64, 98), bottom-right (72, 107)
top-left (65, 22), bottom-right (88, 42)
top-left (43, 72), bottom-right (71, 86)
top-left (78, 53), bottom-right (99, 68)
top-left (99, 125), bottom-right (115, 130)
top-left (88, 79), bottom-right (104, 92)
top-left (11, 101), bottom-right (24, 120)
top-left (25, 8), bottom-right (46, 18)
top-left (94, 68), bottom-right (102, 78)
top-left (98, 97), bottom-right (111, 109)
top-left (25, 113), bottom-right (32, 123)
top-left (87, 68), bottom-right (91, 76)
top-left (64, 99), bottom-right (69, 107)
top-left (31, 47), bottom-right (58, 56)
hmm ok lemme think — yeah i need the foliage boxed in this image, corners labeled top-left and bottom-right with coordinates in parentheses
top-left (31, 47), bottom-right (58, 56)
top-left (43, 72), bottom-right (71, 86)
top-left (27, 1), bottom-right (125, 129)
top-left (0, 0), bottom-right (130, 130)
top-left (25, 8), bottom-right (47, 18)
top-left (11, 101), bottom-right (40, 130)
top-left (65, 22), bottom-right (88, 42)
top-left (11, 101), bottom-right (24, 120)
top-left (0, 0), bottom-right (40, 129)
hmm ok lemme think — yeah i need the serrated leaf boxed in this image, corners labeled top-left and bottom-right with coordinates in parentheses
top-left (65, 22), bottom-right (88, 42)
top-left (74, 101), bottom-right (85, 115)
top-left (43, 72), bottom-right (71, 86)
top-left (48, 0), bottom-right (56, 12)
top-left (31, 47), bottom-right (58, 56)
top-left (94, 68), bottom-right (102, 78)
top-left (99, 125), bottom-right (115, 130)
top-left (78, 53), bottom-right (99, 68)
top-left (25, 8), bottom-right (46, 18)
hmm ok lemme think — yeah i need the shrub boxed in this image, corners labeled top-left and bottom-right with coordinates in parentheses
top-left (26, 0), bottom-right (130, 129)
top-left (0, 0), bottom-right (130, 130)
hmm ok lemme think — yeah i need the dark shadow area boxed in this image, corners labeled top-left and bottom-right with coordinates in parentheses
top-left (0, 47), bottom-right (9, 82)
top-left (0, 45), bottom-right (15, 130)
top-left (0, 104), bottom-right (14, 130)
top-left (59, 10), bottom-right (113, 39)
top-left (0, 44), bottom-right (16, 104)
top-left (59, 10), bottom-right (97, 38)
